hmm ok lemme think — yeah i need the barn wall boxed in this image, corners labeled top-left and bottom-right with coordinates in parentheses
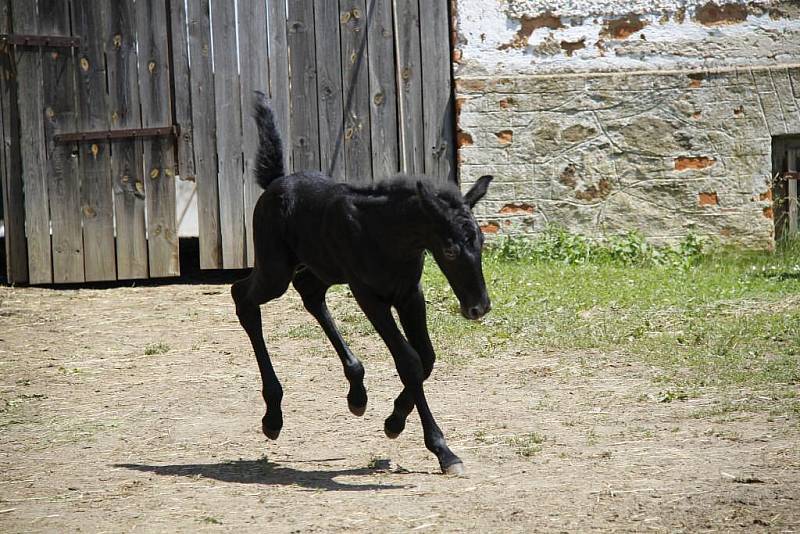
top-left (454, 0), bottom-right (800, 247)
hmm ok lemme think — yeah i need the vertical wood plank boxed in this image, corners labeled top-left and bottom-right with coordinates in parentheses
top-left (267, 0), bottom-right (292, 173)
top-left (186, 0), bottom-right (221, 269)
top-left (287, 0), bottom-right (320, 172)
top-left (314, 0), bottom-right (346, 181)
top-left (73, 0), bottom-right (117, 281)
top-left (419, 0), bottom-right (455, 184)
top-left (107, 0), bottom-right (148, 279)
top-left (339, 0), bottom-right (373, 184)
top-left (168, 0), bottom-right (199, 269)
top-left (39, 0), bottom-right (84, 283)
top-left (0, 0), bottom-right (27, 283)
top-left (168, 0), bottom-right (195, 183)
top-left (211, 0), bottom-right (245, 268)
top-left (790, 178), bottom-right (798, 235)
top-left (11, 0), bottom-right (51, 283)
top-left (135, 0), bottom-right (180, 277)
top-left (393, 0), bottom-right (424, 176)
top-left (789, 149), bottom-right (798, 235)
top-left (238, 0), bottom-right (269, 267)
top-left (366, 0), bottom-right (399, 180)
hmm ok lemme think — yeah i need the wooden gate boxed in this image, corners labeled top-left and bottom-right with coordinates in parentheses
top-left (772, 137), bottom-right (800, 241)
top-left (1, 0), bottom-right (179, 284)
top-left (0, 0), bottom-right (456, 284)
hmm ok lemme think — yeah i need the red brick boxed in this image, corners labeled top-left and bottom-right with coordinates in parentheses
top-left (698, 192), bottom-right (719, 206)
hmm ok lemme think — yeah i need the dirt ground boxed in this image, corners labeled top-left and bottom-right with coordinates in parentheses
top-left (1, 278), bottom-right (798, 533)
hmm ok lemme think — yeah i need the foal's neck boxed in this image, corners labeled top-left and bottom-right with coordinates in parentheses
top-left (358, 193), bottom-right (431, 258)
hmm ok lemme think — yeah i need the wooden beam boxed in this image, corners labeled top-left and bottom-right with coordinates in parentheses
top-left (339, 0), bottom-right (373, 184)
top-left (107, 0), bottom-right (148, 280)
top-left (11, 0), bottom-right (51, 283)
top-left (186, 0), bottom-right (221, 269)
top-left (238, 0), bottom-right (269, 267)
top-left (135, 0), bottom-right (179, 277)
top-left (0, 0), bottom-right (27, 283)
top-left (211, 0), bottom-right (245, 268)
top-left (40, 0), bottom-right (84, 283)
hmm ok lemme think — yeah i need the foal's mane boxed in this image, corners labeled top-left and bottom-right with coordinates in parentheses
top-left (348, 175), bottom-right (466, 208)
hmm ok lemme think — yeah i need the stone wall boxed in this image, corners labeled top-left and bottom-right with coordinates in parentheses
top-left (453, 0), bottom-right (800, 247)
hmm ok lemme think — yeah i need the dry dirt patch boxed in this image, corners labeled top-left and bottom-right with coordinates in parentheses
top-left (1, 283), bottom-right (798, 532)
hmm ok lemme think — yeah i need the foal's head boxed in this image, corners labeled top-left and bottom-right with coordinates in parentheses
top-left (416, 175), bottom-right (494, 320)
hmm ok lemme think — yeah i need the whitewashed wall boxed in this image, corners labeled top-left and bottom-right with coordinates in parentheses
top-left (454, 0), bottom-right (800, 247)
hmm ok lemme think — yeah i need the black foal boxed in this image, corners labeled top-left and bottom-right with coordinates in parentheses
top-left (232, 93), bottom-right (493, 474)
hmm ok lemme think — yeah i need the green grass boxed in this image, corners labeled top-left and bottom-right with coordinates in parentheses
top-left (144, 342), bottom-right (171, 356)
top-left (507, 432), bottom-right (547, 457)
top-left (420, 231), bottom-right (800, 396)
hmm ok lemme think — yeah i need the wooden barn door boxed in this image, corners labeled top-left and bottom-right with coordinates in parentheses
top-left (168, 0), bottom-right (457, 270)
top-left (1, 0), bottom-right (179, 284)
top-left (1, 0), bottom-right (456, 282)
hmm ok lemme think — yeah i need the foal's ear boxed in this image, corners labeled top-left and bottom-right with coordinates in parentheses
top-left (416, 180), bottom-right (443, 220)
top-left (464, 175), bottom-right (493, 208)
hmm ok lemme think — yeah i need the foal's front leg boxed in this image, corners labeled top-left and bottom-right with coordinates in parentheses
top-left (384, 286), bottom-right (435, 439)
top-left (351, 286), bottom-right (463, 475)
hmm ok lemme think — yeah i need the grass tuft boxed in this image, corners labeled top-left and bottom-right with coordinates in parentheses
top-left (507, 432), bottom-right (547, 457)
top-left (144, 342), bottom-right (171, 356)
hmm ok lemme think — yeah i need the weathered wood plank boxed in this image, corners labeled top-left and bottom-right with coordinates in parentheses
top-left (314, 0), bottom-right (345, 181)
top-left (238, 0), bottom-right (269, 267)
top-left (419, 0), bottom-right (455, 184)
top-left (168, 0), bottom-right (195, 184)
top-left (211, 0), bottom-right (244, 268)
top-left (366, 0), bottom-right (399, 179)
top-left (789, 149), bottom-right (799, 235)
top-left (339, 0), bottom-right (372, 184)
top-left (73, 0), bottom-right (117, 281)
top-left (0, 0), bottom-right (27, 283)
top-left (39, 0), bottom-right (84, 283)
top-left (287, 0), bottom-right (320, 172)
top-left (393, 0), bottom-right (424, 176)
top-left (267, 0), bottom-right (292, 172)
top-left (11, 0), bottom-right (51, 283)
top-left (135, 0), bottom-right (179, 277)
top-left (107, 0), bottom-right (148, 279)
top-left (186, 0), bottom-right (221, 269)
top-left (168, 0), bottom-right (199, 269)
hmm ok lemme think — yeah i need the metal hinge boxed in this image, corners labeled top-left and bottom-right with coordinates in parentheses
top-left (53, 125), bottom-right (179, 143)
top-left (0, 33), bottom-right (81, 48)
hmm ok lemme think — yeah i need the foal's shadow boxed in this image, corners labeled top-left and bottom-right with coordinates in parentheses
top-left (114, 457), bottom-right (406, 492)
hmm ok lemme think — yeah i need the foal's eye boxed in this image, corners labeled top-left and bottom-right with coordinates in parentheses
top-left (443, 244), bottom-right (460, 260)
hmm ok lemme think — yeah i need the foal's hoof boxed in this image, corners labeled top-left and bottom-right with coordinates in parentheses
top-left (348, 401), bottom-right (367, 417)
top-left (262, 414), bottom-right (282, 440)
top-left (347, 388), bottom-right (368, 417)
top-left (384, 414), bottom-right (406, 439)
top-left (442, 461), bottom-right (465, 477)
top-left (262, 423), bottom-right (281, 440)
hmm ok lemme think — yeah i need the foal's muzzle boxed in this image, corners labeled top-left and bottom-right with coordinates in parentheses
top-left (461, 300), bottom-right (491, 321)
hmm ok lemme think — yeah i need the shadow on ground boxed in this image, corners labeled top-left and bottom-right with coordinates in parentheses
top-left (115, 458), bottom-right (408, 492)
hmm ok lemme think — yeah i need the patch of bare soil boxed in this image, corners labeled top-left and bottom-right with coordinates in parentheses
top-left (0, 282), bottom-right (798, 532)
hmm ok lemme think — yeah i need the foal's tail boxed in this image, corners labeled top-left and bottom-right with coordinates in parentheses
top-left (253, 91), bottom-right (285, 189)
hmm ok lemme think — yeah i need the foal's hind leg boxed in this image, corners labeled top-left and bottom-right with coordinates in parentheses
top-left (232, 260), bottom-right (293, 440)
top-left (293, 268), bottom-right (367, 416)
